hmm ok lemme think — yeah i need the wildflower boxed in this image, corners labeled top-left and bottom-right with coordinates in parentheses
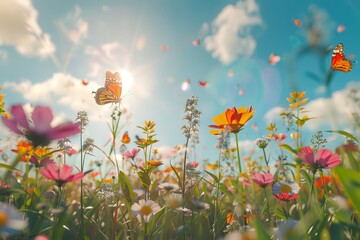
top-left (2, 105), bottom-right (80, 147)
top-left (0, 87), bottom-right (10, 119)
top-left (206, 163), bottom-right (219, 170)
top-left (287, 92), bottom-right (308, 109)
top-left (165, 194), bottom-right (182, 208)
top-left (272, 181), bottom-right (300, 201)
top-left (297, 147), bottom-right (341, 170)
top-left (335, 140), bottom-right (358, 154)
top-left (273, 133), bottom-right (286, 142)
top-left (148, 159), bottom-right (163, 167)
top-left (255, 136), bottom-right (271, 149)
top-left (191, 200), bottom-right (210, 211)
top-left (40, 163), bottom-right (84, 187)
top-left (124, 148), bottom-right (140, 159)
top-left (226, 212), bottom-right (235, 224)
top-left (158, 182), bottom-right (180, 192)
top-left (57, 138), bottom-right (72, 152)
top-left (315, 175), bottom-right (332, 188)
top-left (29, 155), bottom-right (54, 168)
top-left (82, 138), bottom-right (94, 154)
top-left (181, 96), bottom-right (201, 138)
top-left (252, 172), bottom-right (274, 188)
top-left (34, 234), bottom-right (49, 240)
top-left (186, 161), bottom-right (199, 169)
top-left (209, 106), bottom-right (254, 135)
top-left (131, 200), bottom-right (161, 222)
top-left (0, 202), bottom-right (28, 237)
top-left (75, 111), bottom-right (89, 133)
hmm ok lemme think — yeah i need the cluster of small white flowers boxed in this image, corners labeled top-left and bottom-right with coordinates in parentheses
top-left (82, 138), bottom-right (94, 154)
top-left (181, 96), bottom-right (201, 138)
top-left (255, 136), bottom-right (271, 149)
top-left (76, 110), bottom-right (89, 133)
top-left (57, 137), bottom-right (72, 151)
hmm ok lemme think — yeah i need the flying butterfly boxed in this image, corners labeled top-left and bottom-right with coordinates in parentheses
top-left (94, 71), bottom-right (122, 105)
top-left (121, 131), bottom-right (130, 144)
top-left (331, 43), bottom-right (353, 72)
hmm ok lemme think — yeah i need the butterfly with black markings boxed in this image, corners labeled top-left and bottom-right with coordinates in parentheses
top-left (331, 43), bottom-right (353, 72)
top-left (94, 71), bottom-right (122, 105)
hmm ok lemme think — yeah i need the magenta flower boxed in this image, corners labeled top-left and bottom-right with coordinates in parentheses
top-left (252, 172), bottom-right (274, 188)
top-left (123, 148), bottom-right (140, 159)
top-left (2, 105), bottom-right (80, 147)
top-left (297, 147), bottom-right (341, 170)
top-left (40, 163), bottom-right (84, 187)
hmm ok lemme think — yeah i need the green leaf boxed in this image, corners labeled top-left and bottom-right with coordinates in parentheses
top-left (279, 144), bottom-right (297, 155)
top-left (204, 170), bottom-right (219, 183)
top-left (0, 163), bottom-right (19, 171)
top-left (119, 171), bottom-right (135, 203)
top-left (325, 130), bottom-right (359, 143)
top-left (137, 170), bottom-right (151, 189)
top-left (333, 166), bottom-right (360, 215)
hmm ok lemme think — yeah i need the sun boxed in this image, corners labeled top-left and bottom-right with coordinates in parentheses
top-left (119, 69), bottom-right (134, 95)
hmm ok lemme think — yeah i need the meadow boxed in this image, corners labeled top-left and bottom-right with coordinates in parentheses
top-left (0, 78), bottom-right (360, 240)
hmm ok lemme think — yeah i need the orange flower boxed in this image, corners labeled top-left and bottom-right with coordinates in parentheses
top-left (206, 163), bottom-right (218, 170)
top-left (209, 106), bottom-right (254, 135)
top-left (226, 212), bottom-right (235, 224)
top-left (148, 160), bottom-right (163, 167)
top-left (315, 175), bottom-right (332, 188)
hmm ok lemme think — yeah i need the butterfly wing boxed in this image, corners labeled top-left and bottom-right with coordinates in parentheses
top-left (94, 71), bottom-right (122, 105)
top-left (121, 131), bottom-right (130, 144)
top-left (332, 59), bottom-right (353, 72)
top-left (331, 43), bottom-right (352, 72)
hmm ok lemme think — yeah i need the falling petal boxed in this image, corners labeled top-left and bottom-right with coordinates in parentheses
top-left (269, 53), bottom-right (281, 65)
top-left (227, 70), bottom-right (234, 78)
top-left (293, 19), bottom-right (302, 27)
top-left (192, 39), bottom-right (200, 46)
top-left (181, 79), bottom-right (190, 91)
top-left (161, 45), bottom-right (169, 52)
top-left (198, 81), bottom-right (208, 87)
top-left (251, 123), bottom-right (258, 131)
top-left (337, 25), bottom-right (345, 33)
top-left (81, 79), bottom-right (88, 86)
top-left (239, 89), bottom-right (245, 95)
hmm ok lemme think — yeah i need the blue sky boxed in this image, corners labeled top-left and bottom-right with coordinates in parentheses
top-left (1, 0), bottom-right (360, 167)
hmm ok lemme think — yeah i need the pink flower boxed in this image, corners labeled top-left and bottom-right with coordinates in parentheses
top-left (297, 147), bottom-right (341, 170)
top-left (252, 172), bottom-right (274, 188)
top-left (29, 155), bottom-right (54, 168)
top-left (2, 105), bottom-right (80, 147)
top-left (40, 163), bottom-right (84, 187)
top-left (124, 148), bottom-right (140, 159)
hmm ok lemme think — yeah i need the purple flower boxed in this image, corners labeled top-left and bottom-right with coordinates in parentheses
top-left (2, 105), bottom-right (80, 147)
top-left (29, 155), bottom-right (54, 168)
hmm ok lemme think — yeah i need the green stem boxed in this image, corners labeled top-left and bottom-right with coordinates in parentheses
top-left (234, 133), bottom-right (242, 174)
top-left (262, 148), bottom-right (269, 173)
top-left (182, 136), bottom-right (190, 240)
top-left (263, 187), bottom-right (271, 223)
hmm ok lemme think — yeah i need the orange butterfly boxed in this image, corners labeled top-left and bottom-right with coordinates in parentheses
top-left (331, 43), bottom-right (353, 72)
top-left (94, 71), bottom-right (122, 105)
top-left (121, 131), bottom-right (130, 144)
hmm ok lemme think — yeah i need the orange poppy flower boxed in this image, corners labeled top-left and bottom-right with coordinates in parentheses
top-left (315, 175), bottom-right (332, 188)
top-left (209, 106), bottom-right (254, 135)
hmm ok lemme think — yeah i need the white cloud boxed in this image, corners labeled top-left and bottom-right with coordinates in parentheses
top-left (0, 0), bottom-right (55, 58)
top-left (265, 82), bottom-right (360, 131)
top-left (56, 5), bottom-right (88, 44)
top-left (4, 73), bottom-right (111, 122)
top-left (203, 0), bottom-right (262, 64)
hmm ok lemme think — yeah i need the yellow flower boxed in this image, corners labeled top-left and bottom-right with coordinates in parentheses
top-left (148, 160), bottom-right (163, 167)
top-left (209, 106), bottom-right (254, 135)
top-left (287, 92), bottom-right (308, 109)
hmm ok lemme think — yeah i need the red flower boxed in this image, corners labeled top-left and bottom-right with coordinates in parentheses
top-left (40, 163), bottom-right (84, 187)
top-left (315, 176), bottom-right (332, 188)
top-left (2, 105), bottom-right (80, 147)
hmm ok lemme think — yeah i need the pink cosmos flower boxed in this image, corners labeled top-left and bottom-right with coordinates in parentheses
top-left (2, 105), bottom-right (80, 147)
top-left (123, 148), bottom-right (140, 159)
top-left (40, 163), bottom-right (84, 187)
top-left (252, 172), bottom-right (274, 188)
top-left (297, 147), bottom-right (341, 170)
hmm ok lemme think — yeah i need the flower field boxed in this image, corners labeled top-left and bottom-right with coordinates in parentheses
top-left (1, 85), bottom-right (360, 240)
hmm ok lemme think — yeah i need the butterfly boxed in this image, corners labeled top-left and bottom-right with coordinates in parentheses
top-left (94, 71), bottom-right (122, 105)
top-left (331, 43), bottom-right (353, 72)
top-left (121, 131), bottom-right (130, 144)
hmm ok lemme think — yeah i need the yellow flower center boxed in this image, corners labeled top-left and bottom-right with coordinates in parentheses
top-left (140, 205), bottom-right (153, 216)
top-left (280, 184), bottom-right (292, 193)
top-left (0, 211), bottom-right (8, 227)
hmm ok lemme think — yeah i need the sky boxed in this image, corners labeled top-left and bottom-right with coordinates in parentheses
top-left (1, 0), bottom-right (360, 168)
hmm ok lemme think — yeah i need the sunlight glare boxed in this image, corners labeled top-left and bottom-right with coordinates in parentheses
top-left (119, 69), bottom-right (134, 95)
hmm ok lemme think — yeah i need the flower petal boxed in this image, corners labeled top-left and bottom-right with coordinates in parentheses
top-left (2, 117), bottom-right (23, 134)
top-left (31, 106), bottom-right (53, 133)
top-left (11, 105), bottom-right (30, 129)
top-left (297, 146), bottom-right (315, 165)
top-left (316, 149), bottom-right (341, 169)
top-left (47, 122), bottom-right (80, 141)
top-left (60, 164), bottom-right (74, 181)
